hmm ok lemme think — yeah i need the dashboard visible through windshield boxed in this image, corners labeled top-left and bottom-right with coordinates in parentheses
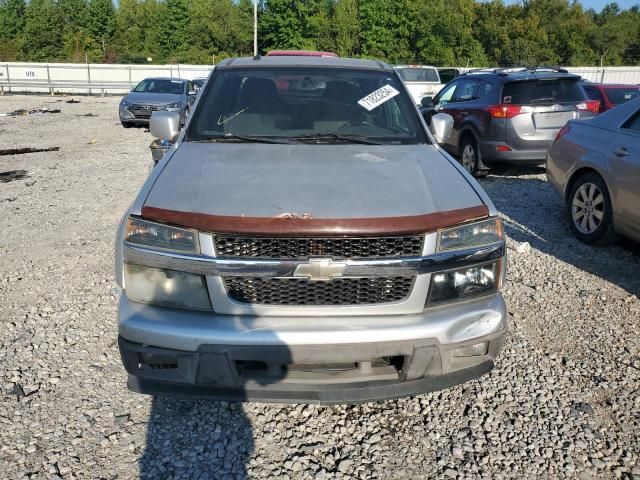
top-left (187, 68), bottom-right (428, 144)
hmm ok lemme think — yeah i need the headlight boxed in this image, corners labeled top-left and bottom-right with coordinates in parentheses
top-left (124, 264), bottom-right (212, 310)
top-left (126, 217), bottom-right (198, 253)
top-left (427, 261), bottom-right (501, 305)
top-left (121, 99), bottom-right (130, 107)
top-left (437, 218), bottom-right (503, 252)
top-left (165, 101), bottom-right (181, 108)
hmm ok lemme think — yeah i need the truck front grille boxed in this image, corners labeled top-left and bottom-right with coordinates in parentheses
top-left (214, 235), bottom-right (424, 259)
top-left (224, 277), bottom-right (414, 306)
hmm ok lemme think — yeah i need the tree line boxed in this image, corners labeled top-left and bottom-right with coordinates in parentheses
top-left (0, 0), bottom-right (639, 66)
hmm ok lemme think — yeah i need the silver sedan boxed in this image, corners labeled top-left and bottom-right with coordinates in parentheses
top-left (547, 98), bottom-right (640, 244)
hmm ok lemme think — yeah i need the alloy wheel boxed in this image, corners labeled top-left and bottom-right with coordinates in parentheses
top-left (571, 182), bottom-right (604, 234)
top-left (461, 144), bottom-right (476, 173)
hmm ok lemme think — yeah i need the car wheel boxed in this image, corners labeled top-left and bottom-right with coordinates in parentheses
top-left (459, 137), bottom-right (487, 177)
top-left (121, 122), bottom-right (133, 128)
top-left (567, 172), bottom-right (619, 245)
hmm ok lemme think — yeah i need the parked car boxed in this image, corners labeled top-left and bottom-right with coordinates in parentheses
top-left (395, 65), bottom-right (442, 105)
top-left (115, 55), bottom-right (508, 404)
top-left (421, 67), bottom-right (599, 176)
top-left (547, 97), bottom-right (640, 245)
top-left (119, 77), bottom-right (196, 128)
top-left (437, 67), bottom-right (464, 84)
top-left (582, 82), bottom-right (640, 113)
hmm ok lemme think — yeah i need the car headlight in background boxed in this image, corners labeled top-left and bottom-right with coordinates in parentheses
top-left (165, 101), bottom-right (181, 109)
top-left (126, 217), bottom-right (199, 253)
top-left (120, 99), bottom-right (130, 107)
top-left (437, 218), bottom-right (503, 252)
top-left (124, 264), bottom-right (212, 310)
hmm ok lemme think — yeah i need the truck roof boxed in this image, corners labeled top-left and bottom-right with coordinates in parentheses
top-left (216, 56), bottom-right (394, 71)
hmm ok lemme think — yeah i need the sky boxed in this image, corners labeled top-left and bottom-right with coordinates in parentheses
top-left (503, 0), bottom-right (639, 10)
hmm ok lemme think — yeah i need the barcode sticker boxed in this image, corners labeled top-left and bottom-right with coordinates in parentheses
top-left (358, 85), bottom-right (400, 111)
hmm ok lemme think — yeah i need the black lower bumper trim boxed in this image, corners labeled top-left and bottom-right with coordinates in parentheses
top-left (127, 361), bottom-right (494, 405)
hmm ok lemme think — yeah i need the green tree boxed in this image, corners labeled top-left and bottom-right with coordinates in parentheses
top-left (158, 0), bottom-right (191, 61)
top-left (359, 0), bottom-right (411, 62)
top-left (261, 0), bottom-right (307, 50)
top-left (114, 0), bottom-right (145, 61)
top-left (409, 0), bottom-right (488, 66)
top-left (524, 0), bottom-right (595, 65)
top-left (88, 0), bottom-right (116, 60)
top-left (0, 0), bottom-right (25, 59)
top-left (20, 0), bottom-right (64, 61)
top-left (333, 0), bottom-right (359, 57)
top-left (589, 3), bottom-right (639, 65)
top-left (59, 0), bottom-right (92, 61)
top-left (475, 0), bottom-right (557, 66)
top-left (142, 0), bottom-right (166, 62)
top-left (186, 0), bottom-right (253, 62)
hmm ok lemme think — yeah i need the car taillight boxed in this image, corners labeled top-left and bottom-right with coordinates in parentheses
top-left (486, 104), bottom-right (523, 118)
top-left (576, 100), bottom-right (600, 114)
top-left (555, 124), bottom-right (571, 140)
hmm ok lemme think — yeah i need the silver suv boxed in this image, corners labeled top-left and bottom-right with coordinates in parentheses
top-left (115, 56), bottom-right (508, 404)
top-left (421, 67), bottom-right (599, 176)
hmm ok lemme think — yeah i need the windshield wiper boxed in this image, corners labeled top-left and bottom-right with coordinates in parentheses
top-left (192, 133), bottom-right (293, 144)
top-left (288, 133), bottom-right (384, 145)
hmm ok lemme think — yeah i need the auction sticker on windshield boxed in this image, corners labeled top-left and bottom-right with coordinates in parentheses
top-left (358, 85), bottom-right (400, 111)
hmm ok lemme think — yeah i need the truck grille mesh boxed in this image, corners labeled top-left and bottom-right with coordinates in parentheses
top-left (214, 235), bottom-right (424, 259)
top-left (224, 277), bottom-right (414, 305)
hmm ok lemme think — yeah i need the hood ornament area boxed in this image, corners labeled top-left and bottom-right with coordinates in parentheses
top-left (294, 258), bottom-right (347, 282)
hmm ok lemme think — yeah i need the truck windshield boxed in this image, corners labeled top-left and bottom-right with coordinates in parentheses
top-left (187, 67), bottom-right (428, 144)
top-left (396, 68), bottom-right (440, 83)
top-left (134, 79), bottom-right (185, 94)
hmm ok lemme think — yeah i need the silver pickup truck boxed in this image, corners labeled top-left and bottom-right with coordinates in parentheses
top-left (115, 55), bottom-right (508, 404)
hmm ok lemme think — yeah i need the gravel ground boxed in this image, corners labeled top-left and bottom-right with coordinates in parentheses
top-left (1, 94), bottom-right (639, 480)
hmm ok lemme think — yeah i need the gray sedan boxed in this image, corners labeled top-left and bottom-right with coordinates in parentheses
top-left (119, 77), bottom-right (196, 128)
top-left (547, 97), bottom-right (640, 244)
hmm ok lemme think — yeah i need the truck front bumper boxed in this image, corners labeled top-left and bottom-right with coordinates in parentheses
top-left (118, 293), bottom-right (508, 404)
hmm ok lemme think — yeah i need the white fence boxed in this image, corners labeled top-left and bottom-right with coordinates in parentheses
top-left (0, 62), bottom-right (214, 95)
top-left (1, 62), bottom-right (639, 96)
top-left (565, 67), bottom-right (640, 84)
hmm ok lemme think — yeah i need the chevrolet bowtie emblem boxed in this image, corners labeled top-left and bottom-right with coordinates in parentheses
top-left (294, 258), bottom-right (347, 282)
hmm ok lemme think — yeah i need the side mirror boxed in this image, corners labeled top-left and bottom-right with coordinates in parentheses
top-left (421, 96), bottom-right (434, 108)
top-left (150, 111), bottom-right (180, 141)
top-left (188, 90), bottom-right (197, 96)
top-left (430, 113), bottom-right (453, 144)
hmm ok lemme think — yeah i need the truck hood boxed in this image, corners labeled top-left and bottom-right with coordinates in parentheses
top-left (142, 143), bottom-right (486, 235)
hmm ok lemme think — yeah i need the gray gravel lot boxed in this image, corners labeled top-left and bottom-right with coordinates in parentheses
top-left (1, 95), bottom-right (639, 480)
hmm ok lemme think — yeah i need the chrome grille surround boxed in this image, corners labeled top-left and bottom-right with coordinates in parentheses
top-left (129, 104), bottom-right (163, 119)
top-left (123, 241), bottom-right (505, 279)
top-left (213, 235), bottom-right (424, 259)
top-left (224, 277), bottom-right (415, 306)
